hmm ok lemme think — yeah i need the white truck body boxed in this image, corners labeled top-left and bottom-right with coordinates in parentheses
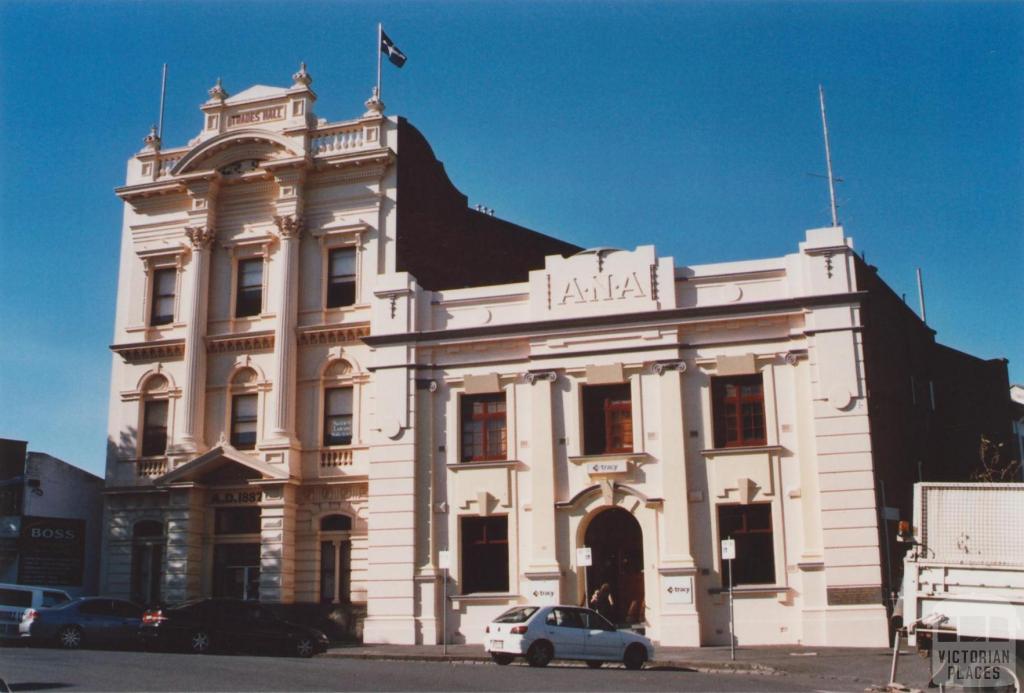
top-left (903, 483), bottom-right (1024, 646)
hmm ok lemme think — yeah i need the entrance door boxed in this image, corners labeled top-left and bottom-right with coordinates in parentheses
top-left (584, 507), bottom-right (644, 625)
top-left (213, 544), bottom-right (261, 600)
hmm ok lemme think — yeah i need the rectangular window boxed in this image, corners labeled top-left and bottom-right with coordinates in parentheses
top-left (718, 503), bottom-right (775, 585)
top-left (323, 387), bottom-right (353, 446)
top-left (712, 375), bottom-right (766, 448)
top-left (460, 394), bottom-right (507, 462)
top-left (150, 268), bottom-right (176, 326)
top-left (231, 394), bottom-right (258, 449)
top-left (235, 259), bottom-right (263, 318)
top-left (141, 400), bottom-right (168, 457)
top-left (326, 248), bottom-right (356, 308)
top-left (582, 383), bottom-right (633, 455)
top-left (461, 516), bottom-right (508, 594)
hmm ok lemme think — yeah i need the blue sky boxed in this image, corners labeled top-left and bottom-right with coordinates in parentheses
top-left (1, 1), bottom-right (1021, 477)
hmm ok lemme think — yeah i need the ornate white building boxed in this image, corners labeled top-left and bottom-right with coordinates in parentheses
top-left (101, 64), bottom-right (949, 648)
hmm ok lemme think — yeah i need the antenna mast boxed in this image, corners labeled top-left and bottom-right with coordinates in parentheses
top-left (157, 64), bottom-right (168, 140)
top-left (818, 84), bottom-right (840, 227)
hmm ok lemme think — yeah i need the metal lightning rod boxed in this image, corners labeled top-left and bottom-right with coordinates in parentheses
top-left (818, 84), bottom-right (840, 227)
top-left (157, 64), bottom-right (168, 140)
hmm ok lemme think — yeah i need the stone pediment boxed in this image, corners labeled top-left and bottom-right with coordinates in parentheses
top-left (155, 445), bottom-right (289, 485)
top-left (226, 85), bottom-right (290, 105)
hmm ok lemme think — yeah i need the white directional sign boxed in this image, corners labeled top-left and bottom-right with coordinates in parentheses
top-left (438, 550), bottom-right (451, 570)
top-left (721, 539), bottom-right (736, 560)
top-left (663, 575), bottom-right (694, 605)
top-left (576, 547), bottom-right (593, 567)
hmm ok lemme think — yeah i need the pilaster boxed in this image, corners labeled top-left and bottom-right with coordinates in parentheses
top-left (652, 361), bottom-right (701, 646)
top-left (523, 370), bottom-right (561, 592)
top-left (259, 484), bottom-right (297, 603)
top-left (163, 485), bottom-right (206, 603)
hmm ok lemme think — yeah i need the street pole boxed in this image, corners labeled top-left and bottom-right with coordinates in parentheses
top-left (442, 567), bottom-right (448, 655)
top-left (728, 557), bottom-right (735, 661)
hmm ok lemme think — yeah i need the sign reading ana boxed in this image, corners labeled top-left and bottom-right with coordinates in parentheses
top-left (556, 272), bottom-right (649, 306)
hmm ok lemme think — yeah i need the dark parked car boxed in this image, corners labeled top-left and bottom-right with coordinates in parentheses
top-left (20, 597), bottom-right (144, 649)
top-left (141, 598), bottom-right (329, 658)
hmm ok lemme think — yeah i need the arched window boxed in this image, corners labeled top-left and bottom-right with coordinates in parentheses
top-left (320, 514), bottom-right (352, 603)
top-left (131, 520), bottom-right (164, 606)
top-left (140, 375), bottom-right (170, 457)
top-left (229, 368), bottom-right (259, 450)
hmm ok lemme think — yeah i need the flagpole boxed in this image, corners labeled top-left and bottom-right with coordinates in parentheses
top-left (157, 64), bottom-right (168, 140)
top-left (376, 22), bottom-right (383, 101)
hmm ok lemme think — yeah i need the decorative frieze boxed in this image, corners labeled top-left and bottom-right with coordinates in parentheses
top-left (296, 324), bottom-right (369, 346)
top-left (111, 339), bottom-right (185, 363)
top-left (206, 331), bottom-right (275, 354)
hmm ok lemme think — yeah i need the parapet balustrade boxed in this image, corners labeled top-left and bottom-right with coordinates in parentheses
top-left (310, 125), bottom-right (366, 156)
top-left (136, 457), bottom-right (167, 478)
top-left (157, 155), bottom-right (183, 178)
top-left (319, 447), bottom-right (355, 467)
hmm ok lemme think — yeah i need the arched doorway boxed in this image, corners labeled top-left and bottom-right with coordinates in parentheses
top-left (584, 507), bottom-right (644, 625)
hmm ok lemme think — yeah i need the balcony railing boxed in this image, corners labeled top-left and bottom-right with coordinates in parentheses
top-left (136, 457), bottom-right (167, 478)
top-left (311, 125), bottom-right (366, 156)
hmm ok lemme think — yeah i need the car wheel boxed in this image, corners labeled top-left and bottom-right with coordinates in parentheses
top-left (526, 640), bottom-right (553, 668)
top-left (57, 625), bottom-right (83, 650)
top-left (189, 629), bottom-right (212, 654)
top-left (585, 660), bottom-right (603, 669)
top-left (490, 653), bottom-right (514, 666)
top-left (294, 637), bottom-right (316, 658)
top-left (623, 643), bottom-right (646, 670)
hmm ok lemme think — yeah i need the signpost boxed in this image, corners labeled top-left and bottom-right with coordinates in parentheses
top-left (576, 547), bottom-right (592, 606)
top-left (721, 538), bottom-right (736, 661)
top-left (438, 550), bottom-right (451, 655)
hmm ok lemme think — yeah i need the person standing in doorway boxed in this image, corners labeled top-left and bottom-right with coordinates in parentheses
top-left (590, 582), bottom-right (615, 622)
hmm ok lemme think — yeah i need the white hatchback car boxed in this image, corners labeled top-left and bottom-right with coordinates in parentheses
top-left (484, 605), bottom-right (654, 669)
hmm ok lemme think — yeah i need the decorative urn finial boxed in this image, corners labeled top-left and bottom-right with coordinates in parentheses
top-left (208, 77), bottom-right (228, 102)
top-left (364, 86), bottom-right (385, 116)
top-left (143, 124), bottom-right (161, 150)
top-left (292, 61), bottom-right (312, 87)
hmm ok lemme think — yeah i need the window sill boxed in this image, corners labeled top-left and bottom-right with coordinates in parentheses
top-left (568, 452), bottom-right (652, 465)
top-left (700, 445), bottom-right (782, 457)
top-left (708, 584), bottom-right (790, 596)
top-left (449, 592), bottom-right (519, 605)
top-left (447, 459), bottom-right (519, 471)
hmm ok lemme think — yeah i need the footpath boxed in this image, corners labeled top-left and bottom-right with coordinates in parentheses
top-left (324, 642), bottom-right (935, 690)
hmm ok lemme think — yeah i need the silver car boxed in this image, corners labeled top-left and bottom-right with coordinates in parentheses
top-left (485, 605), bottom-right (654, 669)
top-left (20, 597), bottom-right (144, 649)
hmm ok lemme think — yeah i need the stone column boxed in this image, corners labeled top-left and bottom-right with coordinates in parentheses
top-left (265, 215), bottom-right (302, 447)
top-left (163, 486), bottom-right (206, 602)
top-left (652, 361), bottom-right (701, 646)
top-left (177, 226), bottom-right (216, 452)
top-left (523, 371), bottom-right (561, 595)
top-left (259, 484), bottom-right (297, 603)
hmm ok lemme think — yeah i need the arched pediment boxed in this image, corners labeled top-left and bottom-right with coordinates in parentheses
top-left (171, 129), bottom-right (300, 176)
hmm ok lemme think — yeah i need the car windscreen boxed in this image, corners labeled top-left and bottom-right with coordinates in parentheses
top-left (493, 606), bottom-right (538, 623)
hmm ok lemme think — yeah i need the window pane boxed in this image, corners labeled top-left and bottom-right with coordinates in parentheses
top-left (718, 504), bottom-right (775, 585)
top-left (330, 249), bottom-right (356, 278)
top-left (460, 394), bottom-right (506, 461)
top-left (326, 387), bottom-right (353, 416)
top-left (327, 249), bottom-right (357, 308)
top-left (461, 516), bottom-right (509, 594)
top-left (582, 384), bottom-right (632, 455)
top-left (142, 400), bottom-right (168, 457)
top-left (235, 260), bottom-right (263, 318)
top-left (231, 394), bottom-right (258, 449)
top-left (713, 375), bottom-right (766, 448)
top-left (320, 541), bottom-right (335, 602)
top-left (324, 388), bottom-right (354, 446)
top-left (150, 268), bottom-right (176, 325)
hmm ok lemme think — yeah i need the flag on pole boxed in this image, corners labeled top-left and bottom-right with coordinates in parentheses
top-left (380, 30), bottom-right (407, 67)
